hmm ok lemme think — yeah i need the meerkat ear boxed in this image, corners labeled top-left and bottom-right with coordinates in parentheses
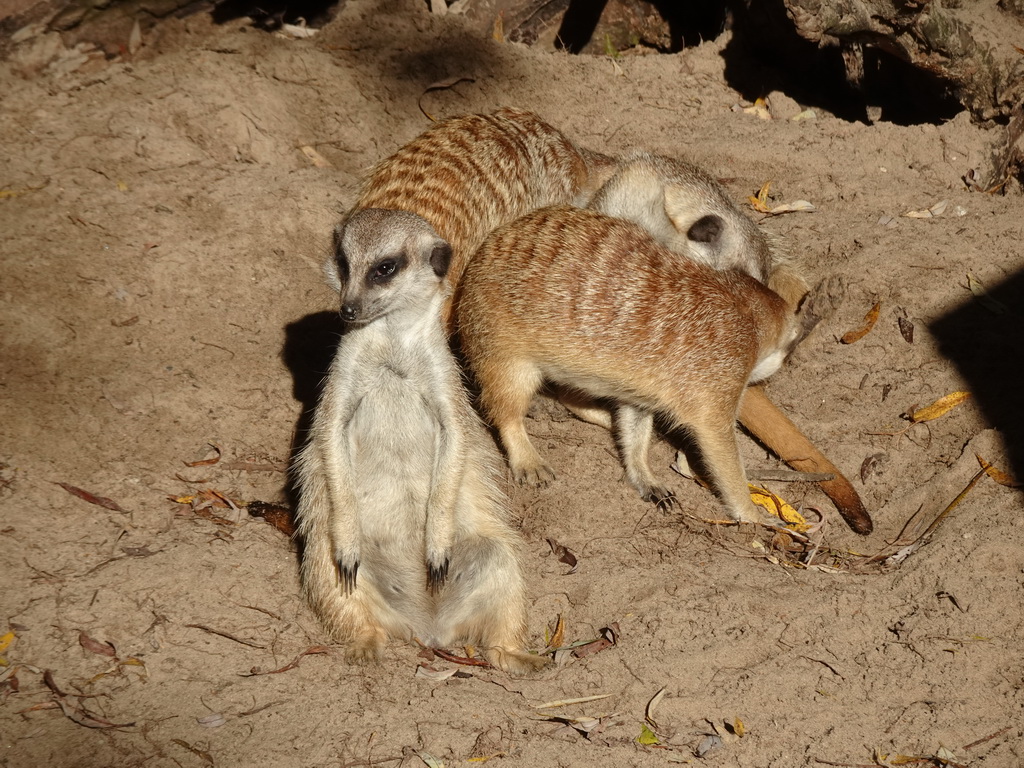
top-left (428, 241), bottom-right (453, 278)
top-left (686, 214), bottom-right (724, 245)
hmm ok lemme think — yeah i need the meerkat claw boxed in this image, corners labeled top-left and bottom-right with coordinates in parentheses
top-left (336, 558), bottom-right (359, 595)
top-left (426, 558), bottom-right (450, 594)
top-left (648, 488), bottom-right (677, 511)
top-left (513, 464), bottom-right (556, 488)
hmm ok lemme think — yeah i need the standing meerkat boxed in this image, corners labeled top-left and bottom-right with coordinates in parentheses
top-left (295, 209), bottom-right (546, 675)
top-left (457, 205), bottom-right (798, 525)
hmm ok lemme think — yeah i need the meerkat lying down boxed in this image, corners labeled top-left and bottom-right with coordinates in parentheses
top-left (457, 204), bottom-right (799, 526)
top-left (294, 209), bottom-right (546, 675)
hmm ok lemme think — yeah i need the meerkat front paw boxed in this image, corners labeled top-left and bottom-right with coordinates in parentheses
top-left (426, 556), bottom-right (450, 594)
top-left (336, 557), bottom-right (359, 595)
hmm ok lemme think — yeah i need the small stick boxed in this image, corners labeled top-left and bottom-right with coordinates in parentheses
top-left (184, 623), bottom-right (266, 649)
top-left (747, 469), bottom-right (836, 482)
top-left (962, 726), bottom-right (1012, 750)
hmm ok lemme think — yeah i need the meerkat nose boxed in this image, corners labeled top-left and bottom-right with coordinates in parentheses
top-left (341, 304), bottom-right (358, 322)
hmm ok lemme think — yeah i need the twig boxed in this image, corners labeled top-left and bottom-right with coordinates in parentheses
top-left (962, 726), bottom-right (1012, 750)
top-left (747, 469), bottom-right (836, 482)
top-left (185, 623), bottom-right (266, 649)
top-left (240, 646), bottom-right (329, 676)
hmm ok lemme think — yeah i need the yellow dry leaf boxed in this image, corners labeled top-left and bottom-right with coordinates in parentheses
top-left (550, 613), bottom-right (565, 650)
top-left (742, 97), bottom-right (772, 120)
top-left (749, 486), bottom-right (810, 532)
top-left (0, 632), bottom-right (14, 655)
top-left (733, 716), bottom-right (745, 737)
top-left (748, 180), bottom-right (772, 213)
top-left (910, 391), bottom-right (971, 423)
top-left (491, 13), bottom-right (504, 42)
top-left (976, 454), bottom-right (1019, 487)
top-left (966, 273), bottom-right (1009, 315)
top-left (840, 301), bottom-right (881, 344)
top-left (116, 181), bottom-right (129, 192)
top-left (637, 723), bottom-right (660, 745)
top-left (171, 494), bottom-right (196, 504)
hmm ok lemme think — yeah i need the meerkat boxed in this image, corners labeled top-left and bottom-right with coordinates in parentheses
top-left (325, 110), bottom-right (870, 533)
top-left (344, 107), bottom-right (615, 330)
top-left (553, 152), bottom-right (871, 534)
top-left (457, 205), bottom-right (798, 525)
top-left (295, 209), bottom-right (547, 674)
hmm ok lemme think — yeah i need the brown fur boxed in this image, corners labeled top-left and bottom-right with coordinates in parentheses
top-left (457, 206), bottom-right (796, 524)
top-left (340, 107), bottom-right (611, 329)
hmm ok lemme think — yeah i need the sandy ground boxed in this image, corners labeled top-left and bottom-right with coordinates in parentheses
top-left (2, 1), bottom-right (1023, 766)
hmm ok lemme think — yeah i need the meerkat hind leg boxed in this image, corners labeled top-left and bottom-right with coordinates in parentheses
top-left (439, 536), bottom-right (548, 676)
top-left (614, 405), bottom-right (676, 509)
top-left (482, 360), bottom-right (556, 486)
top-left (685, 414), bottom-right (776, 527)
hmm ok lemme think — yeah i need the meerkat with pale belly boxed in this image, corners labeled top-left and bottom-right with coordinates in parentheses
top-left (457, 205), bottom-right (798, 525)
top-left (294, 209), bottom-right (546, 674)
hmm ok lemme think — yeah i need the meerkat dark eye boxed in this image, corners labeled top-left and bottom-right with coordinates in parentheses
top-left (367, 254), bottom-right (407, 286)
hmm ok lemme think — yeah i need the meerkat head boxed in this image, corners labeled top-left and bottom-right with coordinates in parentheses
top-left (327, 208), bottom-right (453, 326)
top-left (658, 160), bottom-right (774, 283)
top-left (591, 152), bottom-right (773, 283)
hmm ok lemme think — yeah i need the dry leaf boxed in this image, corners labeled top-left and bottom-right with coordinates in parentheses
top-left (897, 315), bottom-right (915, 343)
top-left (418, 751), bottom-right (445, 768)
top-left (571, 623), bottom-right (619, 658)
top-left (840, 301), bottom-right (881, 344)
top-left (56, 483), bottom-right (127, 512)
top-left (279, 22), bottom-right (317, 38)
top-left (967, 273), bottom-right (1009, 315)
top-left (749, 486), bottom-right (810, 531)
top-left (184, 443), bottom-right (221, 468)
top-left (909, 391), bottom-right (971, 423)
top-left (549, 613), bottom-right (565, 650)
top-left (415, 665), bottom-right (458, 681)
top-left (78, 631), bottom-right (116, 657)
top-left (536, 694), bottom-right (613, 709)
top-left (128, 20), bottom-right (141, 55)
top-left (976, 455), bottom-right (1020, 487)
top-left (299, 145), bottom-right (331, 168)
top-left (903, 199), bottom-right (949, 218)
top-left (748, 180), bottom-right (772, 212)
top-left (637, 723), bottom-right (660, 745)
top-left (242, 645), bottom-right (329, 676)
top-left (742, 97), bottom-right (772, 120)
top-left (546, 538), bottom-right (578, 573)
top-left (196, 712), bottom-right (226, 728)
top-left (645, 687), bottom-right (666, 729)
top-left (247, 500), bottom-right (295, 536)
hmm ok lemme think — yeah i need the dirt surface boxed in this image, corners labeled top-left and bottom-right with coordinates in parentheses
top-left (2, 1), bottom-right (1023, 766)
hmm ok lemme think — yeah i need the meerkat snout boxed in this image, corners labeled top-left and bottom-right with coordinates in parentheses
top-left (331, 208), bottom-right (453, 325)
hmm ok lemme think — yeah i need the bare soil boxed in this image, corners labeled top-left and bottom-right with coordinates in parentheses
top-left (2, 1), bottom-right (1023, 766)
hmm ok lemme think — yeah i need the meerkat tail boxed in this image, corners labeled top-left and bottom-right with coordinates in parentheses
top-left (738, 386), bottom-right (873, 535)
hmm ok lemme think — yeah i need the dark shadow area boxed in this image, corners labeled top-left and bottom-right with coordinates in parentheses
top-left (211, 0), bottom-right (342, 29)
top-left (555, 0), bottom-right (964, 125)
top-left (280, 310), bottom-right (343, 509)
top-left (722, 0), bottom-right (962, 125)
top-left (930, 269), bottom-right (1024, 486)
